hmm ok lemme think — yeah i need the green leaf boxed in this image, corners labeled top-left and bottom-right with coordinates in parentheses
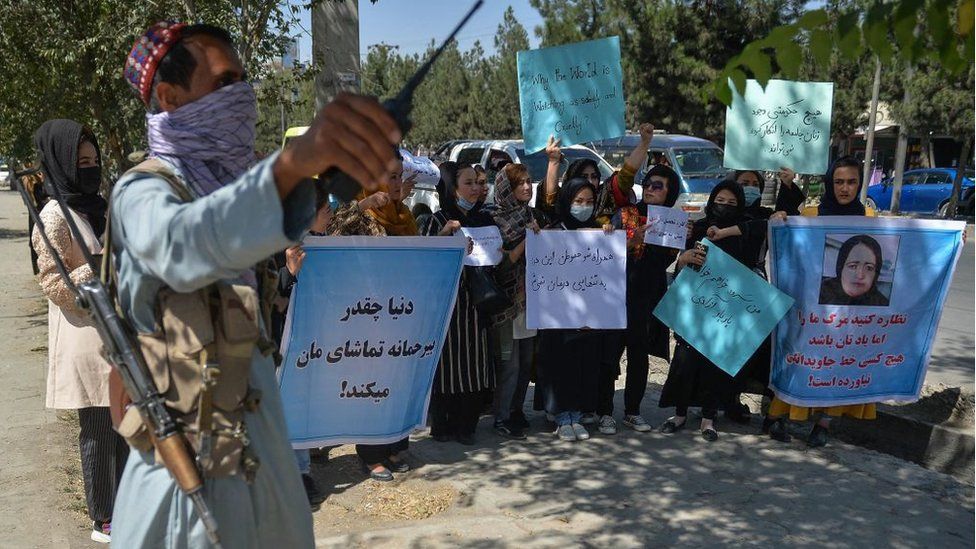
top-left (809, 29), bottom-right (832, 67)
top-left (836, 12), bottom-right (863, 60)
top-left (960, 0), bottom-right (975, 35)
top-left (864, 5), bottom-right (894, 63)
top-left (798, 9), bottom-right (829, 30)
top-left (715, 80), bottom-right (733, 106)
top-left (742, 49), bottom-right (772, 85)
top-left (767, 24), bottom-right (799, 47)
top-left (730, 68), bottom-right (748, 96)
top-left (892, 0), bottom-right (921, 55)
top-left (928, 1), bottom-right (951, 50)
top-left (775, 41), bottom-right (802, 78)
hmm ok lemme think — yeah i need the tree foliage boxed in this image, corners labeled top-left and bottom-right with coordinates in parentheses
top-left (0, 0), bottom-right (306, 174)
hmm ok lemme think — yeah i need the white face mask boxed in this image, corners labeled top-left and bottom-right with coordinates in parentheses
top-left (570, 204), bottom-right (593, 222)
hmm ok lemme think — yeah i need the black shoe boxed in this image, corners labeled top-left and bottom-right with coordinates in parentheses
top-left (807, 424), bottom-right (829, 448)
top-left (701, 428), bottom-right (719, 442)
top-left (384, 456), bottom-right (410, 473)
top-left (494, 420), bottom-right (527, 439)
top-left (431, 433), bottom-right (451, 443)
top-left (302, 474), bottom-right (326, 507)
top-left (768, 418), bottom-right (792, 443)
top-left (660, 420), bottom-right (686, 434)
top-left (457, 433), bottom-right (477, 446)
top-left (761, 416), bottom-right (775, 434)
top-left (510, 410), bottom-right (530, 430)
top-left (361, 461), bottom-right (394, 482)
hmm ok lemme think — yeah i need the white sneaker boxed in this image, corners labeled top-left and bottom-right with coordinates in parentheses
top-left (579, 412), bottom-right (598, 425)
top-left (555, 424), bottom-right (576, 441)
top-left (90, 521), bottom-right (111, 544)
top-left (622, 415), bottom-right (652, 432)
top-left (571, 423), bottom-right (590, 441)
top-left (598, 415), bottom-right (617, 435)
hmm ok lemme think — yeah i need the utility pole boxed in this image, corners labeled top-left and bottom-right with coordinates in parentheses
top-left (312, 0), bottom-right (361, 110)
top-left (947, 136), bottom-right (973, 218)
top-left (860, 58), bottom-right (882, 203)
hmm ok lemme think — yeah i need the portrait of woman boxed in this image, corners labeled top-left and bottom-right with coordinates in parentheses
top-left (819, 234), bottom-right (893, 306)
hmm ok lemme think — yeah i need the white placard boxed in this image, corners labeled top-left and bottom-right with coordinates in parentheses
top-left (400, 149), bottom-right (440, 187)
top-left (461, 226), bottom-right (504, 266)
top-left (526, 230), bottom-right (627, 329)
top-left (643, 205), bottom-right (689, 250)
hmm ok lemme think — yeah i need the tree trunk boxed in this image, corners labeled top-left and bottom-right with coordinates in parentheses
top-left (947, 136), bottom-right (973, 218)
top-left (891, 64), bottom-right (915, 214)
top-left (860, 58), bottom-right (882, 203)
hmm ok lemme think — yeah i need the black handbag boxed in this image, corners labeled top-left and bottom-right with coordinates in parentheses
top-left (467, 266), bottom-right (512, 316)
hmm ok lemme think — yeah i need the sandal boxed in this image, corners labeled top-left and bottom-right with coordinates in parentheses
top-left (701, 428), bottom-right (719, 442)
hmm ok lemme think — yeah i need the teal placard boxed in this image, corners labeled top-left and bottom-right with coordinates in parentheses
top-left (517, 36), bottom-right (625, 154)
top-left (724, 79), bottom-right (834, 175)
top-left (653, 239), bottom-right (795, 377)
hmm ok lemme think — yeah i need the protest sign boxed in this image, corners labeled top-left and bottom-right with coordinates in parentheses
top-left (526, 230), bottom-right (626, 329)
top-left (724, 79), bottom-right (833, 175)
top-left (517, 36), bottom-right (625, 154)
top-left (400, 148), bottom-right (440, 187)
top-left (278, 236), bottom-right (465, 448)
top-left (643, 205), bottom-right (689, 250)
top-left (461, 226), bottom-right (504, 266)
top-left (768, 217), bottom-right (964, 406)
top-left (653, 239), bottom-right (794, 376)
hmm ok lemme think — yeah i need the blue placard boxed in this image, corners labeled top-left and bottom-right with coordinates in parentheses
top-left (517, 36), bottom-right (626, 154)
top-left (653, 238), bottom-right (795, 376)
top-left (768, 217), bottom-right (965, 407)
top-left (724, 79), bottom-right (834, 175)
top-left (278, 236), bottom-right (464, 448)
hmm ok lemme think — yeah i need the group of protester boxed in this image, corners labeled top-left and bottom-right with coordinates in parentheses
top-left (23, 19), bottom-right (889, 548)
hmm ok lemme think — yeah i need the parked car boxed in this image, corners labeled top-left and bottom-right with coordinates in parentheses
top-left (866, 168), bottom-right (975, 216)
top-left (0, 161), bottom-right (10, 190)
top-left (588, 134), bottom-right (730, 216)
top-left (403, 139), bottom-right (614, 222)
top-left (429, 139), bottom-right (472, 163)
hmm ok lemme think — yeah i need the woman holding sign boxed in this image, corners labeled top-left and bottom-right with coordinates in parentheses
top-left (535, 176), bottom-right (605, 442)
top-left (595, 164), bottom-right (681, 434)
top-left (764, 156), bottom-right (878, 447)
top-left (659, 180), bottom-right (751, 442)
top-left (423, 161), bottom-right (495, 445)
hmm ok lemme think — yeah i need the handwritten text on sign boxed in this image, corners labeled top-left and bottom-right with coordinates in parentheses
top-left (768, 217), bottom-right (965, 407)
top-left (525, 230), bottom-right (626, 329)
top-left (643, 205), bottom-right (689, 250)
top-left (517, 37), bottom-right (625, 154)
top-left (461, 226), bottom-right (504, 266)
top-left (400, 148), bottom-right (440, 188)
top-left (653, 239), bottom-right (794, 376)
top-left (278, 237), bottom-right (464, 448)
top-left (723, 79), bottom-right (834, 175)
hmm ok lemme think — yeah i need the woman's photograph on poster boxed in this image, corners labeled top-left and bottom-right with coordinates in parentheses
top-left (819, 233), bottom-right (900, 307)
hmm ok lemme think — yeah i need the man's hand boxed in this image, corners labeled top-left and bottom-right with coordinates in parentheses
top-left (285, 245), bottom-right (306, 276)
top-left (273, 93), bottom-right (401, 197)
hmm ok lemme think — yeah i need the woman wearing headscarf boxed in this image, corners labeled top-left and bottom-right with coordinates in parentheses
top-left (30, 120), bottom-right (128, 543)
top-left (764, 156), bottom-right (878, 447)
top-left (818, 234), bottom-right (889, 306)
top-left (535, 177), bottom-right (605, 442)
top-left (658, 180), bottom-right (751, 442)
top-left (488, 163), bottom-right (549, 438)
top-left (592, 164), bottom-right (681, 436)
top-left (422, 161), bottom-right (495, 445)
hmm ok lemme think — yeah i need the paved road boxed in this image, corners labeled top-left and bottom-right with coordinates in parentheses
top-left (926, 238), bottom-right (975, 390)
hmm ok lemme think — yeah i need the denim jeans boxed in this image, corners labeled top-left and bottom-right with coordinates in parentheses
top-left (491, 321), bottom-right (535, 422)
top-left (555, 411), bottom-right (582, 426)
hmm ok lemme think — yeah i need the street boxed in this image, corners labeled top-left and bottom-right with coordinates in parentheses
top-left (0, 189), bottom-right (971, 548)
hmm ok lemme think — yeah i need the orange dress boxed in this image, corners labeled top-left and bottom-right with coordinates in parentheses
top-left (768, 205), bottom-right (878, 421)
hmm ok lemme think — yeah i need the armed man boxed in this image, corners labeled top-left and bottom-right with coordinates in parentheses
top-left (109, 21), bottom-right (400, 547)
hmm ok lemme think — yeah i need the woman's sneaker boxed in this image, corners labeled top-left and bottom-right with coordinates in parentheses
top-left (555, 424), bottom-right (576, 441)
top-left (598, 415), bottom-right (617, 435)
top-left (571, 423), bottom-right (590, 441)
top-left (91, 521), bottom-right (111, 544)
top-left (622, 415), bottom-right (652, 432)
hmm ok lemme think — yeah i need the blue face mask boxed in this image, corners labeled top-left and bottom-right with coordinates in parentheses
top-left (743, 186), bottom-right (761, 206)
top-left (456, 196), bottom-right (477, 211)
top-left (570, 204), bottom-right (593, 222)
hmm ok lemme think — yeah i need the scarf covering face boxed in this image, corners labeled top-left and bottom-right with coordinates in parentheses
top-left (146, 81), bottom-right (258, 197)
top-left (34, 119), bottom-right (108, 237)
top-left (556, 177), bottom-right (598, 230)
top-left (357, 181), bottom-right (419, 236)
top-left (819, 159), bottom-right (866, 216)
top-left (702, 179), bottom-right (747, 229)
top-left (491, 168), bottom-right (535, 246)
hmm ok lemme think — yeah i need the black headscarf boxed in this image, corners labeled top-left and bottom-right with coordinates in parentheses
top-left (33, 119), bottom-right (107, 237)
top-left (637, 164), bottom-right (681, 213)
top-left (436, 161), bottom-right (493, 227)
top-left (819, 156), bottom-right (865, 216)
top-left (563, 158), bottom-right (601, 184)
top-left (556, 177), bottom-right (598, 230)
top-left (819, 234), bottom-right (888, 306)
top-left (701, 179), bottom-right (746, 228)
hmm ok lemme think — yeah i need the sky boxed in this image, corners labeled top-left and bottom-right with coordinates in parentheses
top-left (295, 0), bottom-right (544, 64)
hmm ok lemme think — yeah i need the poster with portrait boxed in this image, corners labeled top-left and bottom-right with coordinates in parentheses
top-left (768, 217), bottom-right (965, 407)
